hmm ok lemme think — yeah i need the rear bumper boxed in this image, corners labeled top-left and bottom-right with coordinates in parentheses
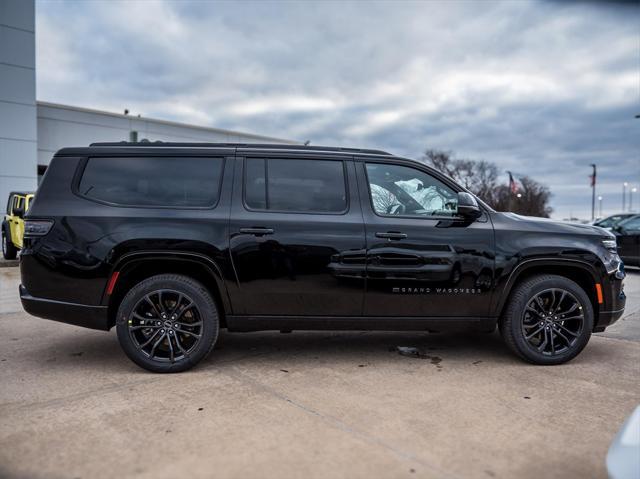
top-left (20, 285), bottom-right (110, 331)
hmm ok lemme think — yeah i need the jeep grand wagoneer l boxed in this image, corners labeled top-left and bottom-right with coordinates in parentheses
top-left (20, 143), bottom-right (626, 372)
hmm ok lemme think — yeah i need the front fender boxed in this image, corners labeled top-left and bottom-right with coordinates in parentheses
top-left (491, 257), bottom-right (601, 317)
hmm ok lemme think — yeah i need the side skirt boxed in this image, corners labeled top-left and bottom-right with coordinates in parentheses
top-left (226, 315), bottom-right (497, 333)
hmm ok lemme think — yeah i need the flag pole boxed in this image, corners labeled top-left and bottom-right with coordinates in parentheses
top-left (590, 164), bottom-right (596, 221)
top-left (507, 171), bottom-right (516, 212)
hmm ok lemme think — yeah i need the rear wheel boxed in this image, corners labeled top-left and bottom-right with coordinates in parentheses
top-left (2, 227), bottom-right (18, 260)
top-left (116, 274), bottom-right (219, 373)
top-left (500, 274), bottom-right (593, 365)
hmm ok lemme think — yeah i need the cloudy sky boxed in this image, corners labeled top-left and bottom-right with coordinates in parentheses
top-left (36, 0), bottom-right (639, 219)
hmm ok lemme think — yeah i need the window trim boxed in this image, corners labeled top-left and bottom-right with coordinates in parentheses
top-left (242, 157), bottom-right (350, 216)
top-left (363, 160), bottom-right (465, 221)
top-left (73, 156), bottom-right (226, 210)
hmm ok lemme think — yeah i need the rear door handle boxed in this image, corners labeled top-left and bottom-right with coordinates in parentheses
top-left (375, 232), bottom-right (407, 240)
top-left (239, 227), bottom-right (274, 236)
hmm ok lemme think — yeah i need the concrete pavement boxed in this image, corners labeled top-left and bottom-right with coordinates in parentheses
top-left (0, 267), bottom-right (638, 479)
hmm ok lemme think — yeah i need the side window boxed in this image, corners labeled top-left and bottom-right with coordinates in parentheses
top-left (244, 158), bottom-right (347, 213)
top-left (622, 217), bottom-right (640, 233)
top-left (6, 195), bottom-right (14, 215)
top-left (78, 157), bottom-right (224, 207)
top-left (365, 163), bottom-right (458, 217)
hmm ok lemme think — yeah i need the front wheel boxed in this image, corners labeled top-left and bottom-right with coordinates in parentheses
top-left (2, 228), bottom-right (18, 260)
top-left (500, 274), bottom-right (593, 365)
top-left (116, 274), bottom-right (219, 373)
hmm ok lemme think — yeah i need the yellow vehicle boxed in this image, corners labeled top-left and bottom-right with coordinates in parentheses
top-left (2, 191), bottom-right (34, 260)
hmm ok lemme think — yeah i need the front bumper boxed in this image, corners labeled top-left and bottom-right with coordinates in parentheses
top-left (20, 285), bottom-right (110, 331)
top-left (594, 268), bottom-right (626, 332)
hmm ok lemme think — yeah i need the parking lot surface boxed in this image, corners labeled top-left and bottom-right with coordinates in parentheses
top-left (1, 267), bottom-right (639, 479)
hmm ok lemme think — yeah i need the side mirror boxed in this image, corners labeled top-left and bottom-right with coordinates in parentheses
top-left (457, 192), bottom-right (482, 220)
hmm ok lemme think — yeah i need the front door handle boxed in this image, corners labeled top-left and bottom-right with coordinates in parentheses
top-left (375, 232), bottom-right (407, 240)
top-left (239, 227), bottom-right (274, 236)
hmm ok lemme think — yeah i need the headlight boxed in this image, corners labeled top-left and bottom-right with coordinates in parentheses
top-left (24, 220), bottom-right (54, 237)
top-left (602, 239), bottom-right (617, 252)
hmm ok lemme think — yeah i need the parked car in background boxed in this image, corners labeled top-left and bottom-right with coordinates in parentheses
top-left (594, 213), bottom-right (636, 230)
top-left (19, 142), bottom-right (626, 372)
top-left (2, 192), bottom-right (34, 260)
top-left (613, 215), bottom-right (640, 267)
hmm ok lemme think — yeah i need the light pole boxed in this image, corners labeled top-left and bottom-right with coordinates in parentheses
top-left (598, 195), bottom-right (603, 218)
top-left (623, 182), bottom-right (628, 211)
top-left (632, 187), bottom-right (637, 212)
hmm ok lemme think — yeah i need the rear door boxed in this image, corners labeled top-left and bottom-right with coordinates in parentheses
top-left (228, 154), bottom-right (366, 316)
top-left (356, 159), bottom-right (495, 318)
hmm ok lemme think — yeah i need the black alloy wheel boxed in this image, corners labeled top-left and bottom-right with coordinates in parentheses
top-left (521, 288), bottom-right (584, 356)
top-left (127, 290), bottom-right (203, 363)
top-left (500, 274), bottom-right (593, 365)
top-left (116, 274), bottom-right (219, 373)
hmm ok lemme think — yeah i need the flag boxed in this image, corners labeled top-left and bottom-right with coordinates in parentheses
top-left (508, 171), bottom-right (518, 194)
top-left (590, 165), bottom-right (597, 187)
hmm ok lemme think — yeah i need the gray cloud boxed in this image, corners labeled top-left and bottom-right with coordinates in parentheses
top-left (36, 0), bottom-right (639, 218)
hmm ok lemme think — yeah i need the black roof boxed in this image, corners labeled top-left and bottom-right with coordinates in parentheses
top-left (8, 191), bottom-right (34, 197)
top-left (88, 141), bottom-right (392, 156)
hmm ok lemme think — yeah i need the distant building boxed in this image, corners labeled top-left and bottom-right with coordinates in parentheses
top-left (34, 101), bottom-right (299, 182)
top-left (0, 0), bottom-right (297, 205)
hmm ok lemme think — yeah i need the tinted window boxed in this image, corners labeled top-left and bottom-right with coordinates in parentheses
top-left (79, 157), bottom-right (224, 207)
top-left (245, 158), bottom-right (347, 213)
top-left (621, 217), bottom-right (640, 232)
top-left (597, 214), bottom-right (632, 228)
top-left (366, 163), bottom-right (458, 217)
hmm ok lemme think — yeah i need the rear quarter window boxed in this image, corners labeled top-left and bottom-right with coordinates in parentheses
top-left (78, 157), bottom-right (224, 208)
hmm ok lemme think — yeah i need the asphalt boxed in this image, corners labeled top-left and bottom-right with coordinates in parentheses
top-left (0, 267), bottom-right (638, 479)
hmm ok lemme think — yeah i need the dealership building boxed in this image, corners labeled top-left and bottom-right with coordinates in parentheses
top-left (0, 0), bottom-right (296, 207)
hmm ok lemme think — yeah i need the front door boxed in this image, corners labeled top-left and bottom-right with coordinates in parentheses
top-left (617, 216), bottom-right (640, 267)
top-left (357, 160), bottom-right (495, 318)
top-left (228, 155), bottom-right (366, 316)
top-left (9, 196), bottom-right (22, 247)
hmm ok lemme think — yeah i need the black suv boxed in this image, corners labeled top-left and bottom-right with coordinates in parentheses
top-left (20, 143), bottom-right (626, 372)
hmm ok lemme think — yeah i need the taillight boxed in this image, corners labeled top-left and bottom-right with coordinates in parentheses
top-left (24, 220), bottom-right (54, 237)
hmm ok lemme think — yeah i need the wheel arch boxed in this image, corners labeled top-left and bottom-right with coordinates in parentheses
top-left (495, 259), bottom-right (600, 328)
top-left (104, 252), bottom-right (232, 329)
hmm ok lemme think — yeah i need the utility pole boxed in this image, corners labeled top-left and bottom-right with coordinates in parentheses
top-left (590, 164), bottom-right (596, 221)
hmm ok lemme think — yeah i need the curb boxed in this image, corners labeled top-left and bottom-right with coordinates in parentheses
top-left (0, 260), bottom-right (19, 268)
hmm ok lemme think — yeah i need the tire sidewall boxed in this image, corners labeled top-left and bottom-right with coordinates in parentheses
top-left (116, 275), bottom-right (219, 373)
top-left (508, 276), bottom-right (594, 365)
top-left (2, 225), bottom-right (17, 260)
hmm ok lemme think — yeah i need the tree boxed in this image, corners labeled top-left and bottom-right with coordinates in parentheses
top-left (492, 177), bottom-right (553, 217)
top-left (420, 149), bottom-right (552, 217)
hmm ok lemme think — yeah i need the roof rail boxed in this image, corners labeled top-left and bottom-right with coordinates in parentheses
top-left (88, 141), bottom-right (392, 156)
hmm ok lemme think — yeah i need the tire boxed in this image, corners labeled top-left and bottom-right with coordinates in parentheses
top-left (2, 226), bottom-right (18, 260)
top-left (116, 274), bottom-right (219, 373)
top-left (499, 274), bottom-right (593, 365)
